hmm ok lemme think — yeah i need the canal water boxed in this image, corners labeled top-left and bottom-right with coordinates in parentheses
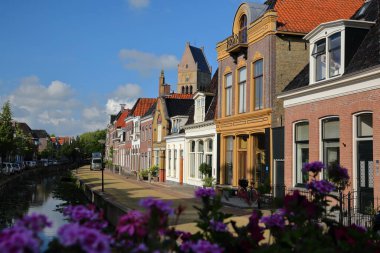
top-left (0, 169), bottom-right (88, 250)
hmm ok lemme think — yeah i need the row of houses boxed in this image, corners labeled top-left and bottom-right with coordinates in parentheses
top-left (106, 0), bottom-right (380, 212)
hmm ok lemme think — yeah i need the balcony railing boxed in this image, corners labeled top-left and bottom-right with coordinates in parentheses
top-left (226, 28), bottom-right (248, 52)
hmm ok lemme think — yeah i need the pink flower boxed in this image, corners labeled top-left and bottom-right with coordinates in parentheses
top-left (116, 210), bottom-right (147, 238)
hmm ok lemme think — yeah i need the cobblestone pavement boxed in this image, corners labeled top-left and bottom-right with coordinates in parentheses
top-left (75, 165), bottom-right (271, 235)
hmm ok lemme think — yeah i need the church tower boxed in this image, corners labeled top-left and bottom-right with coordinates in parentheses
top-left (177, 42), bottom-right (212, 94)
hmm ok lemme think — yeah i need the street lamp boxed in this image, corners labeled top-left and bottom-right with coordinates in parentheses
top-left (74, 147), bottom-right (80, 174)
top-left (98, 139), bottom-right (106, 193)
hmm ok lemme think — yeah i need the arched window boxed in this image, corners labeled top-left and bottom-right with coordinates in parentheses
top-left (185, 86), bottom-right (189, 94)
top-left (182, 86), bottom-right (185, 94)
top-left (321, 117), bottom-right (340, 178)
top-left (239, 14), bottom-right (247, 43)
top-left (190, 86), bottom-right (193, 94)
top-left (189, 141), bottom-right (196, 178)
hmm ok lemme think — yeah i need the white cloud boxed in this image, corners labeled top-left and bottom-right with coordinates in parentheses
top-left (119, 49), bottom-right (179, 76)
top-left (105, 83), bottom-right (142, 114)
top-left (127, 0), bottom-right (150, 9)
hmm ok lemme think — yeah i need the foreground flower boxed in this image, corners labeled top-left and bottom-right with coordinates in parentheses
top-left (64, 204), bottom-right (100, 222)
top-left (139, 198), bottom-right (174, 216)
top-left (58, 223), bottom-right (111, 253)
top-left (0, 226), bottom-right (40, 253)
top-left (16, 213), bottom-right (52, 233)
top-left (260, 212), bottom-right (285, 229)
top-left (210, 219), bottom-right (228, 232)
top-left (302, 161), bottom-right (325, 174)
top-left (247, 211), bottom-right (264, 243)
top-left (116, 210), bottom-right (147, 238)
top-left (195, 188), bottom-right (216, 198)
top-left (307, 180), bottom-right (335, 195)
top-left (181, 240), bottom-right (224, 253)
top-left (284, 190), bottom-right (317, 219)
top-left (327, 164), bottom-right (350, 189)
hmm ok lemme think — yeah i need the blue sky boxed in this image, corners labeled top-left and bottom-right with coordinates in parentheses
top-left (0, 0), bottom-right (262, 136)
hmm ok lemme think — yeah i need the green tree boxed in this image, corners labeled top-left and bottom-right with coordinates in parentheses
top-left (13, 125), bottom-right (35, 160)
top-left (0, 101), bottom-right (14, 162)
top-left (78, 129), bottom-right (106, 158)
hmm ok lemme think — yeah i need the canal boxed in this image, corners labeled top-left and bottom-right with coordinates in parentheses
top-left (0, 168), bottom-right (89, 249)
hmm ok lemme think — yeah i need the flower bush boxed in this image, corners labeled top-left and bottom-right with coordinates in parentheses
top-left (2, 161), bottom-right (380, 252)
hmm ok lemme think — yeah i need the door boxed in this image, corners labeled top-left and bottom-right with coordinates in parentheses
top-left (357, 140), bottom-right (374, 213)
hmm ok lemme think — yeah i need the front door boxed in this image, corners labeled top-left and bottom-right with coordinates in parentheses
top-left (357, 140), bottom-right (374, 213)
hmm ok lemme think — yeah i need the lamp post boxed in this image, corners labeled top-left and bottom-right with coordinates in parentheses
top-left (98, 139), bottom-right (106, 193)
top-left (74, 147), bottom-right (80, 174)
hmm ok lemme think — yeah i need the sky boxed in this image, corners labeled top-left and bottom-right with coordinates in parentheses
top-left (0, 0), bottom-right (263, 136)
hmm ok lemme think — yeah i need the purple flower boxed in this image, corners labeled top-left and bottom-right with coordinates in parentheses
top-left (0, 226), bottom-right (40, 253)
top-left (302, 161), bottom-right (325, 174)
top-left (284, 190), bottom-right (317, 219)
top-left (260, 212), bottom-right (285, 229)
top-left (139, 198), bottom-right (174, 216)
top-left (307, 180), bottom-right (335, 194)
top-left (180, 240), bottom-right (223, 253)
top-left (116, 210), bottom-right (147, 238)
top-left (63, 204), bottom-right (100, 222)
top-left (327, 164), bottom-right (350, 188)
top-left (58, 223), bottom-right (111, 253)
top-left (247, 211), bottom-right (264, 243)
top-left (16, 213), bottom-right (52, 233)
top-left (209, 219), bottom-right (227, 232)
top-left (195, 188), bottom-right (216, 199)
top-left (131, 243), bottom-right (148, 252)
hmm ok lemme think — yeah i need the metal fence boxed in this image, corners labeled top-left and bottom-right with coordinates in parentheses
top-left (257, 185), bottom-right (375, 228)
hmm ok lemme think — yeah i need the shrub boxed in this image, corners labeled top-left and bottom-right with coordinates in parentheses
top-left (139, 169), bottom-right (149, 178)
top-left (149, 165), bottom-right (159, 177)
top-left (199, 163), bottom-right (211, 177)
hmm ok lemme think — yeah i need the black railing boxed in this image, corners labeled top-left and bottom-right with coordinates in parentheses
top-left (226, 28), bottom-right (248, 50)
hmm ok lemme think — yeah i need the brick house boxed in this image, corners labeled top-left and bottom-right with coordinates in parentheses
top-left (279, 0), bottom-right (379, 213)
top-left (215, 0), bottom-right (362, 189)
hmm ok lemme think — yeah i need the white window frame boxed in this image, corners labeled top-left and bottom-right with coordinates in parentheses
top-left (293, 121), bottom-right (309, 186)
top-left (319, 116), bottom-right (340, 179)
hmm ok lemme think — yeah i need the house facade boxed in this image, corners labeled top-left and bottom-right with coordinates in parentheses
top-left (279, 0), bottom-right (380, 213)
top-left (215, 1), bottom-right (363, 188)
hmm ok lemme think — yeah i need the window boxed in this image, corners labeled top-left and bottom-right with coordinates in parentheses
top-left (174, 150), bottom-right (177, 178)
top-left (225, 137), bottom-right (233, 185)
top-left (329, 33), bottom-right (341, 77)
top-left (239, 67), bottom-right (247, 113)
top-left (182, 86), bottom-right (185, 94)
top-left (254, 60), bottom-right (263, 110)
top-left (168, 150), bottom-right (171, 177)
top-left (357, 113), bottom-right (373, 137)
top-left (295, 122), bottom-right (309, 185)
top-left (225, 73), bottom-right (232, 116)
top-left (205, 139), bottom-right (213, 169)
top-left (312, 32), bottom-right (341, 82)
top-left (189, 141), bottom-right (196, 178)
top-left (155, 151), bottom-right (159, 166)
top-left (239, 14), bottom-right (247, 43)
top-left (186, 86), bottom-right (189, 94)
top-left (322, 118), bottom-right (340, 178)
top-left (190, 86), bottom-right (193, 94)
top-left (313, 39), bottom-right (326, 81)
top-left (195, 97), bottom-right (205, 123)
top-left (197, 140), bottom-right (204, 179)
top-left (157, 124), bottom-right (162, 142)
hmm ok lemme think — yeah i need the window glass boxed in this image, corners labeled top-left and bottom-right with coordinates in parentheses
top-left (239, 67), bottom-right (247, 113)
top-left (322, 118), bottom-right (340, 178)
top-left (254, 60), bottom-right (263, 110)
top-left (323, 118), bottom-right (340, 139)
top-left (198, 140), bottom-right (204, 152)
top-left (225, 73), bottom-right (232, 116)
top-left (329, 33), bottom-right (341, 77)
top-left (295, 122), bottom-right (309, 185)
top-left (358, 113), bottom-right (373, 137)
top-left (225, 136), bottom-right (234, 185)
top-left (314, 39), bottom-right (326, 81)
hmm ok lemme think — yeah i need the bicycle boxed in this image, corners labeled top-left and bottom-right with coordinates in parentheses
top-left (237, 181), bottom-right (259, 206)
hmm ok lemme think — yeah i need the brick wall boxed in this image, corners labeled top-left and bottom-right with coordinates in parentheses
top-left (284, 89), bottom-right (380, 200)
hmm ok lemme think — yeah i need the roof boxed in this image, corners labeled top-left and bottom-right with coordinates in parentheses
top-left (205, 69), bottom-right (219, 121)
top-left (165, 93), bottom-right (193, 99)
top-left (189, 45), bottom-right (211, 73)
top-left (32, 130), bottom-right (49, 139)
top-left (115, 109), bottom-right (131, 128)
top-left (283, 0), bottom-right (380, 92)
top-left (273, 0), bottom-right (364, 33)
top-left (164, 98), bottom-right (194, 118)
top-left (130, 98), bottom-right (157, 117)
top-left (15, 122), bottom-right (32, 136)
top-left (142, 102), bottom-right (157, 118)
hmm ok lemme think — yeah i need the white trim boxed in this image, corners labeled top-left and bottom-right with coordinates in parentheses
top-left (304, 19), bottom-right (374, 41)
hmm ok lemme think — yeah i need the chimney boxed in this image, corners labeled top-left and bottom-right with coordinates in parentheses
top-left (120, 104), bottom-right (126, 111)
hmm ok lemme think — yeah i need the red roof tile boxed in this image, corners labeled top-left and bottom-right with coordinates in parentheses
top-left (166, 93), bottom-right (193, 99)
top-left (116, 109), bottom-right (131, 128)
top-left (131, 98), bottom-right (157, 117)
top-left (274, 0), bottom-right (363, 33)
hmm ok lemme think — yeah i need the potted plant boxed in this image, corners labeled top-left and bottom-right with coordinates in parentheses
top-left (199, 163), bottom-right (212, 177)
top-left (139, 169), bottom-right (149, 180)
top-left (149, 165), bottom-right (159, 177)
top-left (202, 176), bottom-right (216, 188)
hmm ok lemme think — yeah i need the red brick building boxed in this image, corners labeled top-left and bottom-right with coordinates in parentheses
top-left (279, 1), bottom-right (379, 212)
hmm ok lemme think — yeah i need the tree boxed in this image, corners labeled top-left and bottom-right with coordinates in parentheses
top-left (0, 101), bottom-right (14, 162)
top-left (13, 125), bottom-right (35, 160)
top-left (78, 129), bottom-right (106, 158)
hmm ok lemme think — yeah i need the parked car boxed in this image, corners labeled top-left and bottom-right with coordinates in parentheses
top-left (1, 163), bottom-right (12, 175)
top-left (12, 163), bottom-right (21, 173)
top-left (40, 159), bottom-right (49, 167)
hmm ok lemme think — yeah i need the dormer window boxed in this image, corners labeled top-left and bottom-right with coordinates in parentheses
top-left (312, 32), bottom-right (342, 82)
top-left (195, 97), bottom-right (205, 123)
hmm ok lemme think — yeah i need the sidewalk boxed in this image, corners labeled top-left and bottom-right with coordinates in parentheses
top-left (75, 165), bottom-right (270, 234)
